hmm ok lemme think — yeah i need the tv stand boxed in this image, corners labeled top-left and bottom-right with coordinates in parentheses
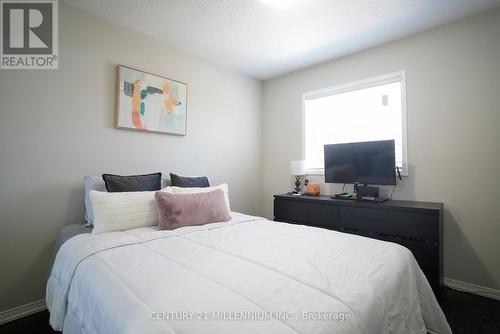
top-left (273, 194), bottom-right (443, 293)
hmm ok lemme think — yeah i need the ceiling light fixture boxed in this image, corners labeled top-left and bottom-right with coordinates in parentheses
top-left (259, 0), bottom-right (307, 8)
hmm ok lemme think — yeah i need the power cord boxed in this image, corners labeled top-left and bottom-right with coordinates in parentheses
top-left (390, 182), bottom-right (398, 200)
top-left (390, 166), bottom-right (403, 200)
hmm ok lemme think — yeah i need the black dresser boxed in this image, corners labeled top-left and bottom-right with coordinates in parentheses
top-left (273, 194), bottom-right (443, 293)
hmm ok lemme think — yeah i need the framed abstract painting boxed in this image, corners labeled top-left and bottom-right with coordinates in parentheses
top-left (116, 65), bottom-right (188, 135)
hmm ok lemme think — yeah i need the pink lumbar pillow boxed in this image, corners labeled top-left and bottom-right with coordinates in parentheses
top-left (154, 189), bottom-right (231, 230)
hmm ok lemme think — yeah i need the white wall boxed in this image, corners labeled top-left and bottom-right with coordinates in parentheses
top-left (262, 10), bottom-right (500, 290)
top-left (0, 4), bottom-right (262, 312)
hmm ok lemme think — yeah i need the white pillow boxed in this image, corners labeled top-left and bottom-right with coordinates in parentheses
top-left (165, 183), bottom-right (231, 212)
top-left (90, 189), bottom-right (172, 234)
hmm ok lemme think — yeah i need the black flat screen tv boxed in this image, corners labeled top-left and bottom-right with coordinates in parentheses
top-left (324, 140), bottom-right (396, 185)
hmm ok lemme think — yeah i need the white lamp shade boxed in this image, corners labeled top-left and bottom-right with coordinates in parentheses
top-left (290, 160), bottom-right (306, 176)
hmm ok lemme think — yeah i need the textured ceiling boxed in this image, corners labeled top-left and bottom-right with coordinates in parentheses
top-left (65, 0), bottom-right (500, 79)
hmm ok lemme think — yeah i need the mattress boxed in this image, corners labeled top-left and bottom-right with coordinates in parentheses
top-left (52, 223), bottom-right (92, 258)
top-left (47, 212), bottom-right (451, 334)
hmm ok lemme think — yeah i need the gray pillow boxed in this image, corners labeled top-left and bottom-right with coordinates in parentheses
top-left (102, 172), bottom-right (162, 192)
top-left (170, 173), bottom-right (210, 188)
top-left (84, 175), bottom-right (169, 225)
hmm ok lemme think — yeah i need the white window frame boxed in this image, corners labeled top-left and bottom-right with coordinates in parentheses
top-left (302, 70), bottom-right (408, 176)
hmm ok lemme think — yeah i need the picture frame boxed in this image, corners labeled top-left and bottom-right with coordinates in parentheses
top-left (115, 64), bottom-right (188, 136)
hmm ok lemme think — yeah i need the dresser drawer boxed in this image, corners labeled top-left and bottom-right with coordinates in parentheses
top-left (274, 198), bottom-right (339, 228)
top-left (339, 207), bottom-right (439, 243)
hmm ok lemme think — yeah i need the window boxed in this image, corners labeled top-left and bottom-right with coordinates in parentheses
top-left (303, 71), bottom-right (407, 175)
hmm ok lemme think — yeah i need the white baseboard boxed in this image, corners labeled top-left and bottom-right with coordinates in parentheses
top-left (444, 277), bottom-right (500, 301)
top-left (0, 299), bottom-right (46, 325)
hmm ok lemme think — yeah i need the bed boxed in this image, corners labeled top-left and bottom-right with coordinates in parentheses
top-left (47, 212), bottom-right (451, 334)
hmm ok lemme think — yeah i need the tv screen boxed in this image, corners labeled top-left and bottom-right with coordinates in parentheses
top-left (324, 140), bottom-right (396, 185)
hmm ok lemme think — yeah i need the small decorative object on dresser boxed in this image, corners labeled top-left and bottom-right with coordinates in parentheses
top-left (306, 182), bottom-right (320, 196)
top-left (290, 160), bottom-right (306, 194)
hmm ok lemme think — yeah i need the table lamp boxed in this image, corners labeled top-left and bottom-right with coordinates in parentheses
top-left (290, 160), bottom-right (306, 194)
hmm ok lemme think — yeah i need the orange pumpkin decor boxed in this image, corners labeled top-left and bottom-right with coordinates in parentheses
top-left (306, 183), bottom-right (320, 196)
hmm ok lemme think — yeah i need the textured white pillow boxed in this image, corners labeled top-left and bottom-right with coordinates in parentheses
top-left (165, 183), bottom-right (231, 212)
top-left (90, 189), bottom-right (172, 234)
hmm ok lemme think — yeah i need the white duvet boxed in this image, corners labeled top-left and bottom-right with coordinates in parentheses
top-left (47, 213), bottom-right (452, 334)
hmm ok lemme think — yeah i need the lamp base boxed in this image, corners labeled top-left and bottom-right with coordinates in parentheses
top-left (294, 176), bottom-right (302, 193)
